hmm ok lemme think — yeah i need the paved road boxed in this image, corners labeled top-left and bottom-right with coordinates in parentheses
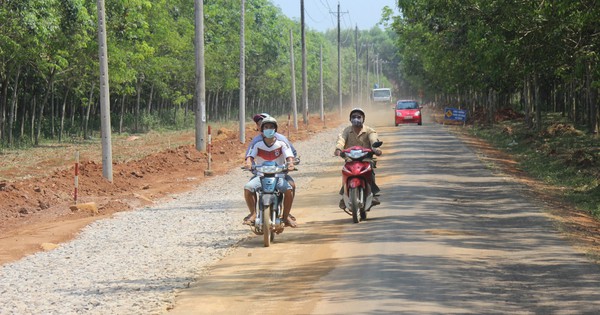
top-left (168, 108), bottom-right (600, 314)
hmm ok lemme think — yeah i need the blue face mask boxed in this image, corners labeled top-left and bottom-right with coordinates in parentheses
top-left (263, 129), bottom-right (276, 138)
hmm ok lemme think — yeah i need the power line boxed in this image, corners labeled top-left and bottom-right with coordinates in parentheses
top-left (319, 0), bottom-right (336, 29)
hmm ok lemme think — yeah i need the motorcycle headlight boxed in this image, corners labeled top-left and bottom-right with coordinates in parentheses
top-left (256, 165), bottom-right (284, 174)
top-left (346, 150), bottom-right (368, 159)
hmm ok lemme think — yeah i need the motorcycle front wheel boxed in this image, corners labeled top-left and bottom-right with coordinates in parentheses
top-left (349, 187), bottom-right (363, 223)
top-left (263, 205), bottom-right (275, 247)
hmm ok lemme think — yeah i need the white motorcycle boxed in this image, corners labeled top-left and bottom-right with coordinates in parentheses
top-left (245, 160), bottom-right (297, 247)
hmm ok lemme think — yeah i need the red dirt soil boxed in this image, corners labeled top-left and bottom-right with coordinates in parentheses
top-left (0, 114), bottom-right (341, 265)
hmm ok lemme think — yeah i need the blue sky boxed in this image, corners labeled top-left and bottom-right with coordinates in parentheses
top-left (269, 0), bottom-right (399, 32)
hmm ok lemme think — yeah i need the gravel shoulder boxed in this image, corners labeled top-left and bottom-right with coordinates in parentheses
top-left (0, 126), bottom-right (343, 315)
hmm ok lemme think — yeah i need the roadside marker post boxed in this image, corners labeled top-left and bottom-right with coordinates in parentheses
top-left (69, 150), bottom-right (99, 215)
top-left (74, 151), bottom-right (79, 204)
top-left (204, 125), bottom-right (213, 176)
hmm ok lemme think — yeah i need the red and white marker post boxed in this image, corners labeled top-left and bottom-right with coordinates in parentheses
top-left (74, 151), bottom-right (79, 204)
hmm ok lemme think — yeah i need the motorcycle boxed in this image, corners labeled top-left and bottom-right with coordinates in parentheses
top-left (339, 141), bottom-right (382, 223)
top-left (244, 160), bottom-right (297, 247)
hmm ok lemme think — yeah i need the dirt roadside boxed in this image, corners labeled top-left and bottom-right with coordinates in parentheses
top-left (0, 114), bottom-right (342, 265)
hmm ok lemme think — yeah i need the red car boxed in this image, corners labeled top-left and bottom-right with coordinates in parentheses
top-left (395, 100), bottom-right (422, 126)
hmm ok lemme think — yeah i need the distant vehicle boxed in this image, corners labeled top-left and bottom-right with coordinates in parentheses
top-left (395, 100), bottom-right (422, 126)
top-left (371, 88), bottom-right (392, 104)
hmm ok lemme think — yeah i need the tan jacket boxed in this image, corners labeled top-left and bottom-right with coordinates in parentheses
top-left (335, 125), bottom-right (379, 152)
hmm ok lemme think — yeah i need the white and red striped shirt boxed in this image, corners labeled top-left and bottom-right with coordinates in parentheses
top-left (247, 139), bottom-right (293, 165)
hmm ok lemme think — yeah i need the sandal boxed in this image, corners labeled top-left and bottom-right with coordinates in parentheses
top-left (243, 214), bottom-right (255, 225)
top-left (288, 214), bottom-right (296, 221)
top-left (283, 217), bottom-right (297, 228)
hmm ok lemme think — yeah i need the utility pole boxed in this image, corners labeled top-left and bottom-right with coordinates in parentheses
top-left (376, 55), bottom-right (380, 88)
top-left (289, 29), bottom-right (298, 130)
top-left (355, 25), bottom-right (359, 107)
top-left (337, 3), bottom-right (342, 117)
top-left (331, 2), bottom-right (347, 117)
top-left (239, 0), bottom-right (246, 143)
top-left (366, 44), bottom-right (371, 107)
top-left (301, 0), bottom-right (308, 125)
top-left (194, 0), bottom-right (206, 152)
top-left (319, 44), bottom-right (324, 122)
top-left (96, 0), bottom-right (113, 182)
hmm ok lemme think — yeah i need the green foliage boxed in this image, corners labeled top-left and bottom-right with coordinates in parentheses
top-left (0, 0), bottom-right (396, 149)
top-left (392, 0), bottom-right (600, 128)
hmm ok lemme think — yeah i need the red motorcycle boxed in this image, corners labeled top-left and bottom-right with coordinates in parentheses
top-left (339, 141), bottom-right (382, 223)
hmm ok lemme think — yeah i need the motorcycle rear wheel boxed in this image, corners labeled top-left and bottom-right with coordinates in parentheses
top-left (349, 187), bottom-right (362, 223)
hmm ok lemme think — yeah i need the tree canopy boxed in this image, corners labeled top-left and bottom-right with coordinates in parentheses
top-left (0, 0), bottom-right (395, 148)
top-left (391, 0), bottom-right (600, 132)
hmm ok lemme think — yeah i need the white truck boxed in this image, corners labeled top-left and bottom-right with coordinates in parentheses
top-left (371, 88), bottom-right (392, 104)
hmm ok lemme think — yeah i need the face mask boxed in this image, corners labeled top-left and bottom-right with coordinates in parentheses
top-left (263, 129), bottom-right (276, 138)
top-left (351, 118), bottom-right (363, 127)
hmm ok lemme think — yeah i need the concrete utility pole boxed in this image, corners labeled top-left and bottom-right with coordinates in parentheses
top-left (239, 0), bottom-right (246, 143)
top-left (289, 29), bottom-right (298, 130)
top-left (319, 44), bottom-right (324, 122)
top-left (366, 44), bottom-right (370, 107)
top-left (301, 0), bottom-right (308, 125)
top-left (96, 0), bottom-right (113, 182)
top-left (376, 55), bottom-right (380, 87)
top-left (194, 0), bottom-right (207, 152)
top-left (330, 3), bottom-right (348, 117)
top-left (337, 3), bottom-right (342, 117)
top-left (355, 25), bottom-right (359, 107)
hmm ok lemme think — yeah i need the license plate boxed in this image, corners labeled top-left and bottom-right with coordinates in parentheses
top-left (405, 116), bottom-right (413, 119)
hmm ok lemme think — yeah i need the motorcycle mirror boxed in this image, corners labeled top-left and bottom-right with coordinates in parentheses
top-left (372, 141), bottom-right (383, 148)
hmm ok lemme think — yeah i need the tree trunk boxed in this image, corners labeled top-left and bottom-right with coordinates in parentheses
top-left (119, 94), bottom-right (126, 134)
top-left (215, 90), bottom-right (221, 119)
top-left (0, 74), bottom-right (8, 143)
top-left (58, 86), bottom-right (71, 143)
top-left (8, 67), bottom-right (21, 146)
top-left (70, 96), bottom-right (76, 126)
top-left (35, 70), bottom-right (56, 146)
top-left (135, 78), bottom-right (143, 132)
top-left (51, 81), bottom-right (55, 138)
top-left (84, 82), bottom-right (95, 139)
top-left (146, 83), bottom-right (154, 114)
top-left (586, 62), bottom-right (598, 134)
top-left (20, 106), bottom-right (26, 140)
top-left (31, 97), bottom-right (37, 144)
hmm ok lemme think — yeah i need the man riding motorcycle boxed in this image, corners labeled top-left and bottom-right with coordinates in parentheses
top-left (334, 108), bottom-right (382, 209)
top-left (243, 116), bottom-right (297, 228)
top-left (244, 113), bottom-right (297, 222)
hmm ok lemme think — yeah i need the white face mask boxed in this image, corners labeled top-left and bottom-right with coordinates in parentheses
top-left (263, 129), bottom-right (276, 138)
top-left (351, 117), bottom-right (363, 127)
